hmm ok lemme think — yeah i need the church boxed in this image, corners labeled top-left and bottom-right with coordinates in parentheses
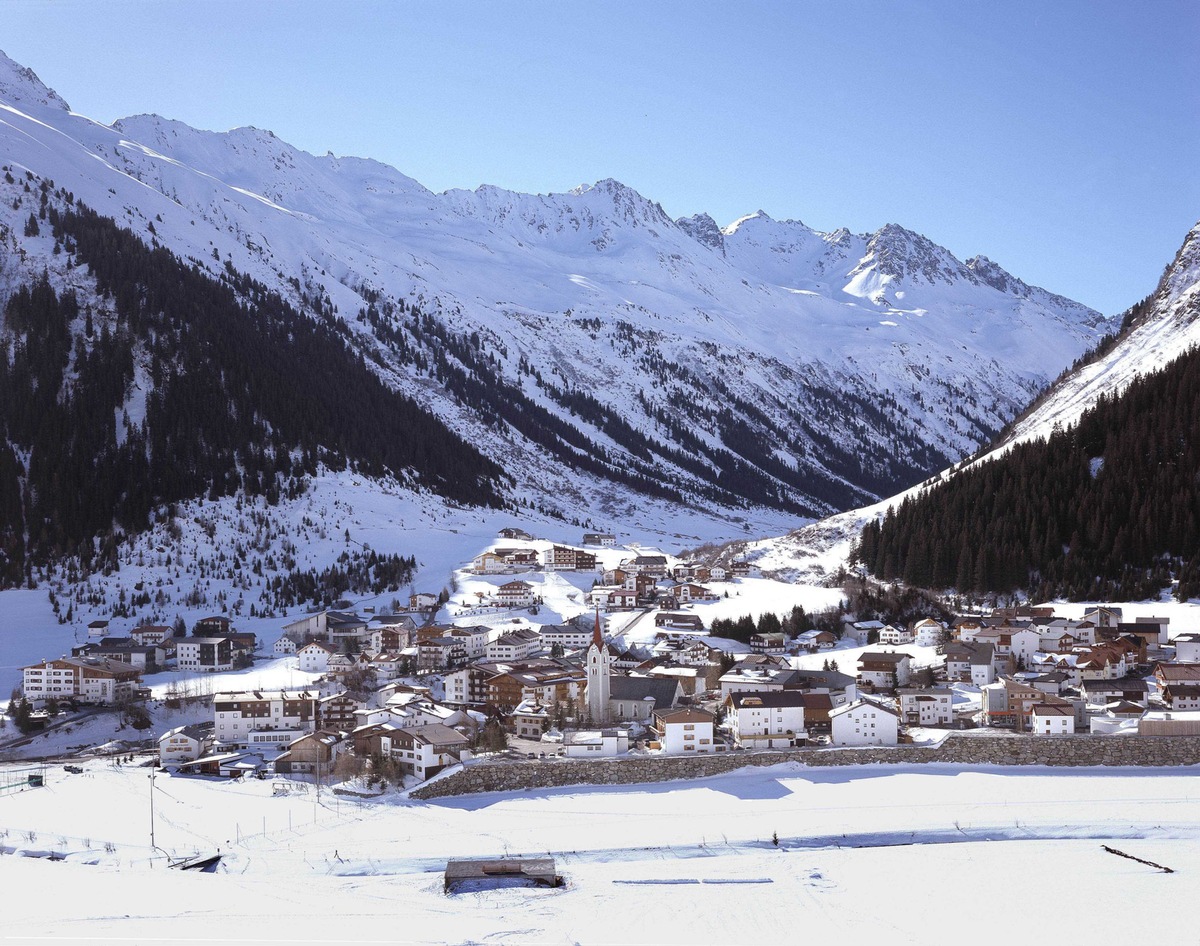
top-left (585, 612), bottom-right (681, 724)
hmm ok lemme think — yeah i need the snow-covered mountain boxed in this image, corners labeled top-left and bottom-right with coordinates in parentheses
top-left (739, 216), bottom-right (1200, 584)
top-left (996, 219), bottom-right (1200, 449)
top-left (0, 51), bottom-right (1107, 537)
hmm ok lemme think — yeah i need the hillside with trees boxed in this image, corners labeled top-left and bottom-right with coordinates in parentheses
top-left (855, 345), bottom-right (1200, 601)
top-left (0, 192), bottom-right (507, 586)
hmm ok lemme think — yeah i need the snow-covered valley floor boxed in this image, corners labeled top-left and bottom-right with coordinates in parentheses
top-left (1, 760), bottom-right (1197, 944)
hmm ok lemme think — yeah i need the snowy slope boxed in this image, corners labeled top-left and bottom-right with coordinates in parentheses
top-left (998, 220), bottom-right (1200, 447)
top-left (0, 50), bottom-right (1107, 528)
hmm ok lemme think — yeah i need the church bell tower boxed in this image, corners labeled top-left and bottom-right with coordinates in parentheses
top-left (585, 609), bottom-right (612, 724)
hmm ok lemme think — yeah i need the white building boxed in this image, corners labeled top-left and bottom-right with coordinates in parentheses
top-left (486, 629), bottom-right (543, 662)
top-left (496, 580), bottom-right (536, 609)
top-left (369, 616), bottom-right (417, 654)
top-left (21, 657), bottom-right (142, 705)
top-left (655, 708), bottom-right (717, 754)
top-left (1043, 618), bottom-right (1096, 646)
top-left (878, 624), bottom-right (914, 646)
top-left (390, 697), bottom-right (471, 731)
top-left (1030, 702), bottom-right (1076, 735)
top-left (726, 691), bottom-right (807, 749)
top-left (1009, 628), bottom-right (1043, 668)
top-left (589, 586), bottom-right (639, 610)
top-left (212, 690), bottom-right (319, 748)
top-left (897, 688), bottom-right (953, 726)
top-left (473, 548), bottom-right (537, 574)
top-left (544, 545), bottom-right (598, 573)
top-left (510, 698), bottom-right (553, 739)
top-left (561, 729), bottom-right (629, 757)
top-left (1083, 607), bottom-right (1122, 629)
top-left (158, 722), bottom-right (216, 766)
top-left (972, 652), bottom-right (998, 686)
top-left (273, 636), bottom-right (297, 656)
top-left (1173, 632), bottom-right (1200, 663)
top-left (441, 667), bottom-right (477, 706)
top-left (384, 724), bottom-right (470, 781)
top-left (297, 641), bottom-right (337, 673)
top-left (131, 625), bottom-right (171, 646)
top-left (539, 624), bottom-right (593, 652)
top-left (856, 652), bottom-right (912, 691)
top-left (911, 619), bottom-right (944, 647)
top-left (829, 699), bottom-right (900, 746)
top-left (749, 632), bottom-right (787, 655)
top-left (451, 625), bottom-right (492, 661)
top-left (410, 593), bottom-right (439, 611)
top-left (843, 620), bottom-right (884, 646)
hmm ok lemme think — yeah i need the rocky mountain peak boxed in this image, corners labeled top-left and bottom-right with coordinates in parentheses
top-left (857, 222), bottom-right (974, 285)
top-left (966, 254), bottom-right (1027, 295)
top-left (0, 50), bottom-right (70, 112)
top-left (676, 212), bottom-right (726, 253)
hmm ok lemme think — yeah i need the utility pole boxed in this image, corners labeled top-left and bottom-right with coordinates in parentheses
top-left (149, 767), bottom-right (156, 857)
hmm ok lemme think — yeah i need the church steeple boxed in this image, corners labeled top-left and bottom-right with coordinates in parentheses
top-left (585, 609), bottom-right (612, 724)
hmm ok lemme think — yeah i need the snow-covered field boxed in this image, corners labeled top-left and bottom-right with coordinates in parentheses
top-left (1, 760), bottom-right (1198, 943)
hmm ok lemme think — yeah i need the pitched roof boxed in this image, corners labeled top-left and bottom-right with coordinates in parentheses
top-left (829, 698), bottom-right (900, 719)
top-left (1080, 676), bottom-right (1150, 693)
top-left (1157, 662), bottom-right (1200, 681)
top-left (609, 676), bottom-right (680, 707)
top-left (729, 691), bottom-right (808, 709)
top-left (858, 651), bottom-right (911, 666)
top-left (800, 693), bottom-right (834, 711)
top-left (1031, 703), bottom-right (1074, 717)
top-left (394, 724), bottom-right (469, 747)
top-left (159, 722), bottom-right (215, 742)
top-left (793, 669), bottom-right (855, 689)
top-left (656, 707), bottom-right (714, 724)
top-left (326, 611), bottom-right (367, 628)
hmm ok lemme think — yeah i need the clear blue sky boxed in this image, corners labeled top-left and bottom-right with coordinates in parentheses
top-left (4, 0), bottom-right (1197, 315)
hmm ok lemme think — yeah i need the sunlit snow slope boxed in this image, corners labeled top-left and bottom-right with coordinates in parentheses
top-left (0, 51), bottom-right (1106, 524)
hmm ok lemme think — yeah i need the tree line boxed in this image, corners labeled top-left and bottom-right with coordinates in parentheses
top-left (855, 345), bottom-right (1200, 601)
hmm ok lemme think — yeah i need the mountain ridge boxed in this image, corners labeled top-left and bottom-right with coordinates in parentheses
top-left (0, 48), bottom-right (1109, 551)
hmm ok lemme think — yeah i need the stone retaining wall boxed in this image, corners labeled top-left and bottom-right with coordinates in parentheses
top-left (409, 734), bottom-right (1200, 800)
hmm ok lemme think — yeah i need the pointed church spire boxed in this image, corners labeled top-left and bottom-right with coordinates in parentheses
top-left (587, 607), bottom-right (611, 725)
